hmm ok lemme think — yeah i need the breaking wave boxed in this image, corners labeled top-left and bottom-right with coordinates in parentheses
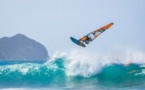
top-left (0, 49), bottom-right (145, 88)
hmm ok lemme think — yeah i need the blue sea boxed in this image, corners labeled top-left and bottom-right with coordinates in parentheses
top-left (0, 50), bottom-right (145, 90)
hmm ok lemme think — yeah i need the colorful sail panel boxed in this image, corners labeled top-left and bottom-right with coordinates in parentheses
top-left (79, 22), bottom-right (114, 45)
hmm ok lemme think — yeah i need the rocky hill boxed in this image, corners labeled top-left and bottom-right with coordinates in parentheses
top-left (0, 34), bottom-right (49, 61)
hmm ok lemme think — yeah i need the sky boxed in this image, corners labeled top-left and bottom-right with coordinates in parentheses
top-left (0, 0), bottom-right (145, 56)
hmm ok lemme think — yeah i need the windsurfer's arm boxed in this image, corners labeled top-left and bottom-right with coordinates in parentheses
top-left (79, 40), bottom-right (84, 44)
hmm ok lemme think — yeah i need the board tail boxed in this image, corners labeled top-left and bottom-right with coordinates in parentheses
top-left (70, 37), bottom-right (86, 47)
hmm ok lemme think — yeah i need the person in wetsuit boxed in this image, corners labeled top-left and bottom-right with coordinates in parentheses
top-left (85, 35), bottom-right (92, 44)
top-left (79, 34), bottom-right (93, 44)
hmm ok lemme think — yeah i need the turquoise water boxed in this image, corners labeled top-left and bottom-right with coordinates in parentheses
top-left (0, 51), bottom-right (145, 89)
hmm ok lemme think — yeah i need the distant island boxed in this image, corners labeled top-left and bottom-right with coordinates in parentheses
top-left (0, 34), bottom-right (49, 63)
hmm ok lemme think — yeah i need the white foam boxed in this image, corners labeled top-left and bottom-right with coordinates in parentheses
top-left (52, 48), bottom-right (145, 77)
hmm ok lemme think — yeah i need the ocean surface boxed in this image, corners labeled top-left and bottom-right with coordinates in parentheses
top-left (0, 50), bottom-right (145, 90)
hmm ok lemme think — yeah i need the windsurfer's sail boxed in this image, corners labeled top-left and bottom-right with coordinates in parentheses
top-left (70, 22), bottom-right (114, 47)
top-left (79, 23), bottom-right (114, 45)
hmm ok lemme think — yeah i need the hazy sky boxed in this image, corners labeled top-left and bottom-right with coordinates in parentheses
top-left (0, 0), bottom-right (145, 56)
